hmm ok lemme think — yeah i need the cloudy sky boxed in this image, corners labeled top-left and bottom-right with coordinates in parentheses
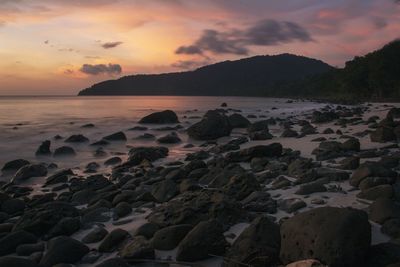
top-left (0, 0), bottom-right (399, 95)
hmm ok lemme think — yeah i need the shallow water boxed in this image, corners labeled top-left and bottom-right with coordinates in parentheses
top-left (0, 96), bottom-right (326, 181)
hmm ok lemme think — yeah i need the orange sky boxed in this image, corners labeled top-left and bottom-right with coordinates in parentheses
top-left (0, 0), bottom-right (399, 95)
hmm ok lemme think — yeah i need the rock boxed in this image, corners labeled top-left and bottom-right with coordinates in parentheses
top-left (82, 227), bottom-right (108, 244)
top-left (90, 140), bottom-right (110, 146)
top-left (241, 191), bottom-right (277, 213)
top-left (223, 173), bottom-right (260, 200)
top-left (247, 120), bottom-right (271, 133)
top-left (151, 179), bottom-right (178, 203)
top-left (98, 228), bottom-right (129, 252)
top-left (249, 130), bottom-right (273, 140)
top-left (128, 146), bottom-right (168, 165)
top-left (134, 133), bottom-right (155, 140)
top-left (340, 138), bottom-right (360, 151)
top-left (370, 127), bottom-right (396, 143)
top-left (16, 243), bottom-right (45, 256)
top-left (104, 157), bottom-right (122, 166)
top-left (225, 216), bottom-right (280, 267)
top-left (139, 110), bottom-right (179, 124)
top-left (221, 102), bottom-right (227, 107)
top-left (0, 230), bottom-right (37, 256)
top-left (157, 132), bottom-right (181, 144)
top-left (382, 218), bottom-right (400, 239)
top-left (134, 222), bottom-right (159, 239)
top-left (339, 157), bottom-right (360, 170)
top-left (365, 242), bottom-right (400, 267)
top-left (350, 162), bottom-right (397, 187)
top-left (103, 131), bottom-right (127, 141)
top-left (311, 111), bottom-right (339, 123)
top-left (65, 134), bottom-right (89, 143)
top-left (45, 217), bottom-right (81, 240)
top-left (281, 128), bottom-right (299, 138)
top-left (95, 258), bottom-right (130, 267)
top-left (357, 184), bottom-right (394, 200)
top-left (228, 113), bottom-right (250, 128)
top-left (187, 110), bottom-right (232, 140)
top-left (2, 159), bottom-right (30, 173)
top-left (114, 202), bottom-right (132, 218)
top-left (81, 123), bottom-right (95, 128)
top-left (280, 207), bottom-right (371, 267)
top-left (40, 236), bottom-right (89, 267)
top-left (226, 143), bottom-right (283, 162)
top-left (45, 169), bottom-right (73, 186)
top-left (0, 257), bottom-right (39, 267)
top-left (35, 140), bottom-right (51, 156)
top-left (369, 198), bottom-right (400, 224)
top-left (12, 164), bottom-right (47, 183)
top-left (278, 198), bottom-right (307, 213)
top-left (176, 220), bottom-right (228, 262)
top-left (1, 198), bottom-right (25, 215)
top-left (119, 236), bottom-right (154, 260)
top-left (295, 181), bottom-right (327, 195)
top-left (359, 177), bottom-right (396, 191)
top-left (53, 146), bottom-right (76, 157)
top-left (152, 224), bottom-right (192, 250)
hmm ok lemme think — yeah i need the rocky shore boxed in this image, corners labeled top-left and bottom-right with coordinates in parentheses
top-left (1, 101), bottom-right (400, 267)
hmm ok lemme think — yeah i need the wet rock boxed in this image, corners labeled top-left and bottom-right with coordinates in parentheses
top-left (382, 218), bottom-right (400, 239)
top-left (134, 222), bottom-right (159, 239)
top-left (0, 257), bottom-right (39, 267)
top-left (12, 164), bottom-right (47, 183)
top-left (35, 140), bottom-right (51, 156)
top-left (365, 242), bottom-right (400, 267)
top-left (225, 216), bottom-right (280, 267)
top-left (98, 228), bottom-right (130, 252)
top-left (104, 157), bottom-right (122, 166)
top-left (241, 191), bottom-right (277, 213)
top-left (350, 162), bottom-right (397, 187)
top-left (288, 158), bottom-right (313, 178)
top-left (53, 146), bottom-right (76, 157)
top-left (16, 242), bottom-right (45, 256)
top-left (226, 143), bottom-right (283, 162)
top-left (151, 179), bottom-right (178, 203)
top-left (280, 207), bottom-right (371, 267)
top-left (221, 102), bottom-right (227, 107)
top-left (281, 128), bottom-right (299, 138)
top-left (103, 131), bottom-right (127, 141)
top-left (311, 111), bottom-right (339, 123)
top-left (286, 259), bottom-right (326, 267)
top-left (82, 227), bottom-right (108, 244)
top-left (176, 220), bottom-right (228, 262)
top-left (278, 198), bottom-right (306, 213)
top-left (95, 258), bottom-right (130, 267)
top-left (134, 133), bottom-right (155, 140)
top-left (223, 172), bottom-right (260, 200)
top-left (45, 169), bottom-right (74, 186)
top-left (119, 236), bottom-right (154, 260)
top-left (295, 181), bottom-right (327, 195)
top-left (1, 198), bottom-right (25, 215)
top-left (40, 236), bottom-right (89, 267)
top-left (45, 217), bottom-right (81, 240)
top-left (228, 113), bottom-right (250, 128)
top-left (370, 127), bottom-right (396, 143)
top-left (357, 184), bottom-right (394, 200)
top-left (81, 123), bottom-right (95, 128)
top-left (323, 128), bottom-right (334, 134)
top-left (157, 132), bottom-right (181, 144)
top-left (338, 157), bottom-right (360, 170)
top-left (249, 130), bottom-right (273, 140)
top-left (152, 224), bottom-right (192, 250)
top-left (359, 176), bottom-right (396, 191)
top-left (65, 134), bottom-right (89, 143)
top-left (369, 198), bottom-right (400, 224)
top-left (2, 159), bottom-right (30, 173)
top-left (127, 146), bottom-right (168, 165)
top-left (0, 230), bottom-right (37, 256)
top-left (139, 110), bottom-right (179, 124)
top-left (187, 110), bottom-right (232, 140)
top-left (90, 140), bottom-right (110, 146)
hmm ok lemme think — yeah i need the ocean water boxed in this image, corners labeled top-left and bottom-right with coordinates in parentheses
top-left (0, 96), bottom-right (326, 181)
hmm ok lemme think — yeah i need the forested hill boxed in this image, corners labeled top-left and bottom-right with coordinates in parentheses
top-left (77, 54), bottom-right (334, 96)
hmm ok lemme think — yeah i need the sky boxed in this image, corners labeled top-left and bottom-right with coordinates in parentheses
top-left (0, 0), bottom-right (400, 95)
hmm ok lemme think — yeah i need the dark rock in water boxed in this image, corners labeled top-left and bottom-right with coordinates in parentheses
top-left (40, 236), bottom-right (89, 267)
top-left (359, 176), bottom-right (396, 191)
top-left (98, 228), bottom-right (130, 252)
top-left (311, 110), bottom-right (339, 123)
top-left (228, 113), bottom-right (250, 128)
top-left (369, 198), bottom-right (400, 224)
top-left (0, 257), bottom-right (39, 267)
top-left (151, 179), bottom-right (178, 203)
top-left (1, 198), bottom-right (25, 215)
top-left (35, 140), bottom-right (51, 156)
top-left (119, 236), bottom-right (155, 260)
top-left (2, 159), bottom-right (30, 173)
top-left (249, 129), bottom-right (273, 140)
top-left (13, 201), bottom-right (79, 237)
top-left (129, 126), bottom-right (148, 131)
top-left (12, 164), bottom-right (47, 183)
top-left (288, 158), bottom-right (313, 178)
top-left (103, 131), bottom-right (127, 141)
top-left (221, 102), bottom-right (227, 107)
top-left (45, 217), bottom-right (81, 240)
top-left (223, 173), bottom-right (260, 201)
top-left (370, 127), bottom-right (396, 143)
top-left (53, 146), bottom-right (76, 157)
top-left (134, 133), bottom-right (155, 140)
top-left (81, 123), bottom-right (95, 128)
top-left (82, 227), bottom-right (108, 244)
top-left (185, 150), bottom-right (210, 161)
top-left (226, 143), bottom-right (283, 162)
top-left (247, 120), bottom-right (274, 133)
top-left (339, 157), bottom-right (360, 170)
top-left (301, 124), bottom-right (317, 135)
top-left (152, 224), bottom-right (192, 250)
top-left (350, 162), bottom-right (397, 187)
top-left (387, 107), bottom-right (400, 119)
top-left (241, 191), bottom-right (277, 213)
top-left (104, 157), bottom-right (122, 166)
top-left (176, 220), bottom-right (228, 262)
top-left (281, 128), bottom-right (299, 137)
top-left (365, 242), bottom-right (400, 267)
top-left (323, 128), bottom-right (334, 134)
top-left (139, 110), bottom-right (179, 124)
top-left (225, 217), bottom-right (281, 267)
top-left (157, 132), bottom-right (181, 144)
top-left (341, 137), bottom-right (360, 151)
top-left (134, 222), bottom-right (159, 239)
top-left (65, 134), bottom-right (89, 143)
top-left (127, 146), bottom-right (168, 165)
top-left (382, 218), bottom-right (400, 239)
top-left (16, 243), bottom-right (45, 256)
top-left (280, 207), bottom-right (371, 267)
top-left (45, 169), bottom-right (74, 186)
top-left (90, 140), bottom-right (110, 146)
top-left (114, 202), bottom-right (132, 218)
top-left (187, 110), bottom-right (232, 140)
top-left (295, 181), bottom-right (327, 195)
top-left (94, 147), bottom-right (107, 158)
top-left (357, 184), bottom-right (393, 200)
top-left (96, 258), bottom-right (130, 267)
top-left (0, 230), bottom-right (37, 256)
top-left (278, 198), bottom-right (306, 213)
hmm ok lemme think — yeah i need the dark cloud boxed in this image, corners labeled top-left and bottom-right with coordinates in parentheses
top-left (171, 59), bottom-right (210, 70)
top-left (175, 19), bottom-right (312, 56)
top-left (101, 41), bottom-right (123, 49)
top-left (80, 63), bottom-right (122, 75)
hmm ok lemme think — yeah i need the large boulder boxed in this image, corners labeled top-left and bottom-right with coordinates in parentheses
top-left (152, 224), bottom-right (193, 250)
top-left (226, 143), bottom-right (283, 162)
top-left (127, 146), bottom-right (168, 165)
top-left (103, 131), bottom-right (127, 141)
top-left (1, 159), bottom-right (30, 173)
top-left (224, 217), bottom-right (280, 267)
top-left (280, 207), bottom-right (371, 267)
top-left (369, 198), bottom-right (400, 224)
top-left (0, 230), bottom-right (37, 256)
top-left (35, 140), bottom-right (51, 156)
top-left (350, 162), bottom-right (397, 187)
top-left (228, 113), bottom-right (250, 128)
top-left (176, 220), bottom-right (228, 261)
top-left (119, 236), bottom-right (154, 260)
top-left (139, 110), bottom-right (179, 124)
top-left (40, 236), bottom-right (89, 267)
top-left (187, 110), bottom-right (232, 140)
top-left (98, 228), bottom-right (130, 253)
top-left (370, 127), bottom-right (396, 143)
top-left (12, 164), bottom-right (47, 183)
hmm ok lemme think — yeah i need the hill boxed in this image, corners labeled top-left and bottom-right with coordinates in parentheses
top-left (78, 54), bottom-right (334, 96)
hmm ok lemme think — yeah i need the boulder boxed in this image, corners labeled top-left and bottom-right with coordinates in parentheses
top-left (0, 257), bottom-right (38, 267)
top-left (1, 198), bottom-right (25, 215)
top-left (119, 236), bottom-right (154, 260)
top-left (281, 128), bottom-right (299, 138)
top-left (278, 198), bottom-right (307, 213)
top-left (103, 131), bottom-right (127, 141)
top-left (350, 162), bottom-right (397, 187)
top-left (134, 222), bottom-right (159, 239)
top-left (35, 140), bottom-right (51, 156)
top-left (104, 157), bottom-right (122, 166)
top-left (98, 228), bottom-right (130, 252)
top-left (187, 110), bottom-right (232, 140)
top-left (0, 230), bottom-right (37, 256)
top-left (365, 242), bottom-right (400, 267)
top-left (139, 110), bottom-right (179, 124)
top-left (45, 169), bottom-right (73, 186)
top-left (152, 224), bottom-right (192, 250)
top-left (12, 164), bottom-right (47, 183)
top-left (226, 143), bottom-right (283, 162)
top-left (16, 243), bottom-right (45, 256)
top-left (157, 132), bottom-right (181, 144)
top-left (65, 134), bottom-right (89, 143)
top-left (357, 184), bottom-right (394, 200)
top-left (224, 217), bottom-right (280, 267)
top-left (151, 179), bottom-right (179, 203)
top-left (228, 113), bottom-right (250, 128)
top-left (82, 227), bottom-right (108, 244)
top-left (128, 146), bottom-right (168, 165)
top-left (280, 207), bottom-right (371, 267)
top-left (53, 146), bottom-right (76, 157)
top-left (370, 127), bottom-right (396, 143)
top-left (2, 159), bottom-right (30, 173)
top-left (369, 198), bottom-right (400, 224)
top-left (176, 220), bottom-right (228, 261)
top-left (40, 236), bottom-right (89, 267)
top-left (295, 181), bottom-right (327, 195)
